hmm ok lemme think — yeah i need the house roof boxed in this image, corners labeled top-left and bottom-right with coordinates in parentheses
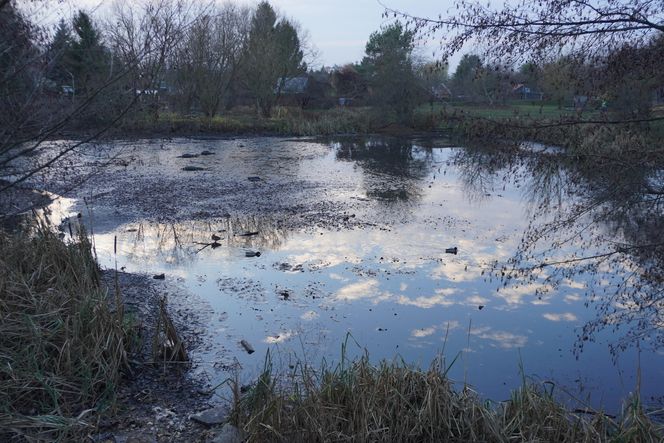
top-left (280, 77), bottom-right (309, 94)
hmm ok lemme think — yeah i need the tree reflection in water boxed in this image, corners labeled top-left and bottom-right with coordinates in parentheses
top-left (454, 144), bottom-right (664, 356)
top-left (115, 215), bottom-right (289, 267)
top-left (332, 137), bottom-right (435, 203)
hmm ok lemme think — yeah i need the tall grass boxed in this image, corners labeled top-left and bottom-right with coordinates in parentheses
top-left (272, 107), bottom-right (378, 136)
top-left (231, 347), bottom-right (663, 442)
top-left (0, 222), bottom-right (133, 440)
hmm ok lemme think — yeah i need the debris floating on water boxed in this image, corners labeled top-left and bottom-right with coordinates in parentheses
top-left (153, 273), bottom-right (165, 280)
top-left (238, 231), bottom-right (259, 237)
top-left (240, 340), bottom-right (255, 354)
top-left (182, 166), bottom-right (206, 172)
top-left (211, 234), bottom-right (222, 241)
top-left (177, 153), bottom-right (199, 159)
top-left (247, 176), bottom-right (261, 182)
top-left (445, 247), bottom-right (458, 255)
top-left (245, 251), bottom-right (261, 257)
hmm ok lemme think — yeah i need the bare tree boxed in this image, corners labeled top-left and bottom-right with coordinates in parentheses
top-left (383, 0), bottom-right (664, 64)
top-left (106, 0), bottom-right (196, 119)
top-left (0, 0), bottom-right (194, 218)
top-left (384, 0), bottom-right (664, 127)
top-left (174, 4), bottom-right (250, 117)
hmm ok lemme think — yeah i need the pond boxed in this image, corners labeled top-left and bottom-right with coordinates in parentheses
top-left (51, 136), bottom-right (664, 412)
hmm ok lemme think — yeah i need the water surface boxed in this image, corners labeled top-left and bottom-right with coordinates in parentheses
top-left (65, 136), bottom-right (663, 411)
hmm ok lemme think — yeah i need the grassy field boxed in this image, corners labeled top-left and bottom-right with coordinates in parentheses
top-left (417, 101), bottom-right (599, 120)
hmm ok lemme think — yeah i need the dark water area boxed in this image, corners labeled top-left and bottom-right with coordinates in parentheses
top-left (47, 136), bottom-right (664, 412)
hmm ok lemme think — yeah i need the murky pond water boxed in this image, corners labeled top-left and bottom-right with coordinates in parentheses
top-left (53, 136), bottom-right (663, 411)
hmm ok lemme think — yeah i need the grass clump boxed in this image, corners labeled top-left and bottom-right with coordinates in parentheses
top-left (0, 224), bottom-right (133, 440)
top-left (231, 348), bottom-right (663, 442)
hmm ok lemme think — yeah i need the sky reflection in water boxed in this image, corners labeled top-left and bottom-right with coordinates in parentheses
top-left (89, 137), bottom-right (663, 411)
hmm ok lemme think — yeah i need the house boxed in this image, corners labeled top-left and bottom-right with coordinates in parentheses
top-left (277, 75), bottom-right (333, 108)
top-left (61, 85), bottom-right (74, 96)
top-left (430, 83), bottom-right (452, 101)
top-left (653, 86), bottom-right (664, 106)
top-left (511, 83), bottom-right (544, 101)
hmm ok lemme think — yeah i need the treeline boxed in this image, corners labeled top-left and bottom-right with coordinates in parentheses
top-left (2, 0), bottom-right (663, 142)
top-left (445, 43), bottom-right (664, 118)
top-left (1, 0), bottom-right (311, 135)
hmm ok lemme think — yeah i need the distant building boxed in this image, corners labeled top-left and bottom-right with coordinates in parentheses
top-left (430, 83), bottom-right (452, 101)
top-left (277, 75), bottom-right (333, 108)
top-left (573, 95), bottom-right (589, 111)
top-left (653, 86), bottom-right (664, 106)
top-left (511, 84), bottom-right (544, 101)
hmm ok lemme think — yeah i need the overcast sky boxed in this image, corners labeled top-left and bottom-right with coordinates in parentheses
top-left (31, 0), bottom-right (461, 68)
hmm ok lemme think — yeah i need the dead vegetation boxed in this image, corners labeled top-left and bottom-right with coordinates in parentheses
top-left (0, 223), bottom-right (134, 441)
top-left (230, 346), bottom-right (663, 442)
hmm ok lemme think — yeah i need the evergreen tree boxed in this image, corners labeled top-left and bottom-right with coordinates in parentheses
top-left (243, 1), bottom-right (305, 117)
top-left (67, 11), bottom-right (108, 95)
top-left (362, 22), bottom-right (421, 124)
top-left (47, 19), bottom-right (72, 86)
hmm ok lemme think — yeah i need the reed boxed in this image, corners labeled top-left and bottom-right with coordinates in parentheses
top-left (0, 222), bottom-right (133, 441)
top-left (231, 344), bottom-right (663, 442)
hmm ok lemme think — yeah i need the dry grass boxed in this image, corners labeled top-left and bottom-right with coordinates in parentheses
top-left (0, 222), bottom-right (133, 441)
top-left (231, 346), bottom-right (663, 442)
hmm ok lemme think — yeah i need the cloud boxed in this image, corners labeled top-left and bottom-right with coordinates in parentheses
top-left (301, 310), bottom-right (319, 321)
top-left (411, 327), bottom-right (436, 338)
top-left (542, 312), bottom-right (578, 322)
top-left (264, 330), bottom-right (296, 344)
top-left (471, 326), bottom-right (528, 349)
top-left (335, 279), bottom-right (380, 301)
top-left (396, 288), bottom-right (457, 309)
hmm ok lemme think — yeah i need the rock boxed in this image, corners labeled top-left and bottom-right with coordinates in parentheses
top-left (211, 234), bottom-right (222, 241)
top-left (153, 406), bottom-right (176, 421)
top-left (445, 247), bottom-right (458, 255)
top-left (153, 273), bottom-right (165, 280)
top-left (279, 290), bottom-right (290, 300)
top-left (200, 150), bottom-right (215, 156)
top-left (190, 406), bottom-right (229, 426)
top-left (209, 423), bottom-right (242, 443)
top-left (245, 251), bottom-right (261, 257)
top-left (247, 176), bottom-right (261, 182)
top-left (178, 153), bottom-right (199, 158)
top-left (182, 166), bottom-right (206, 171)
top-left (211, 241), bottom-right (222, 249)
top-left (478, 305), bottom-right (485, 310)
top-left (240, 339), bottom-right (255, 354)
top-left (90, 433), bottom-right (116, 443)
top-left (113, 432), bottom-right (158, 443)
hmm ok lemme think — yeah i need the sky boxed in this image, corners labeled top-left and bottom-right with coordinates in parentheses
top-left (30, 0), bottom-right (462, 69)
